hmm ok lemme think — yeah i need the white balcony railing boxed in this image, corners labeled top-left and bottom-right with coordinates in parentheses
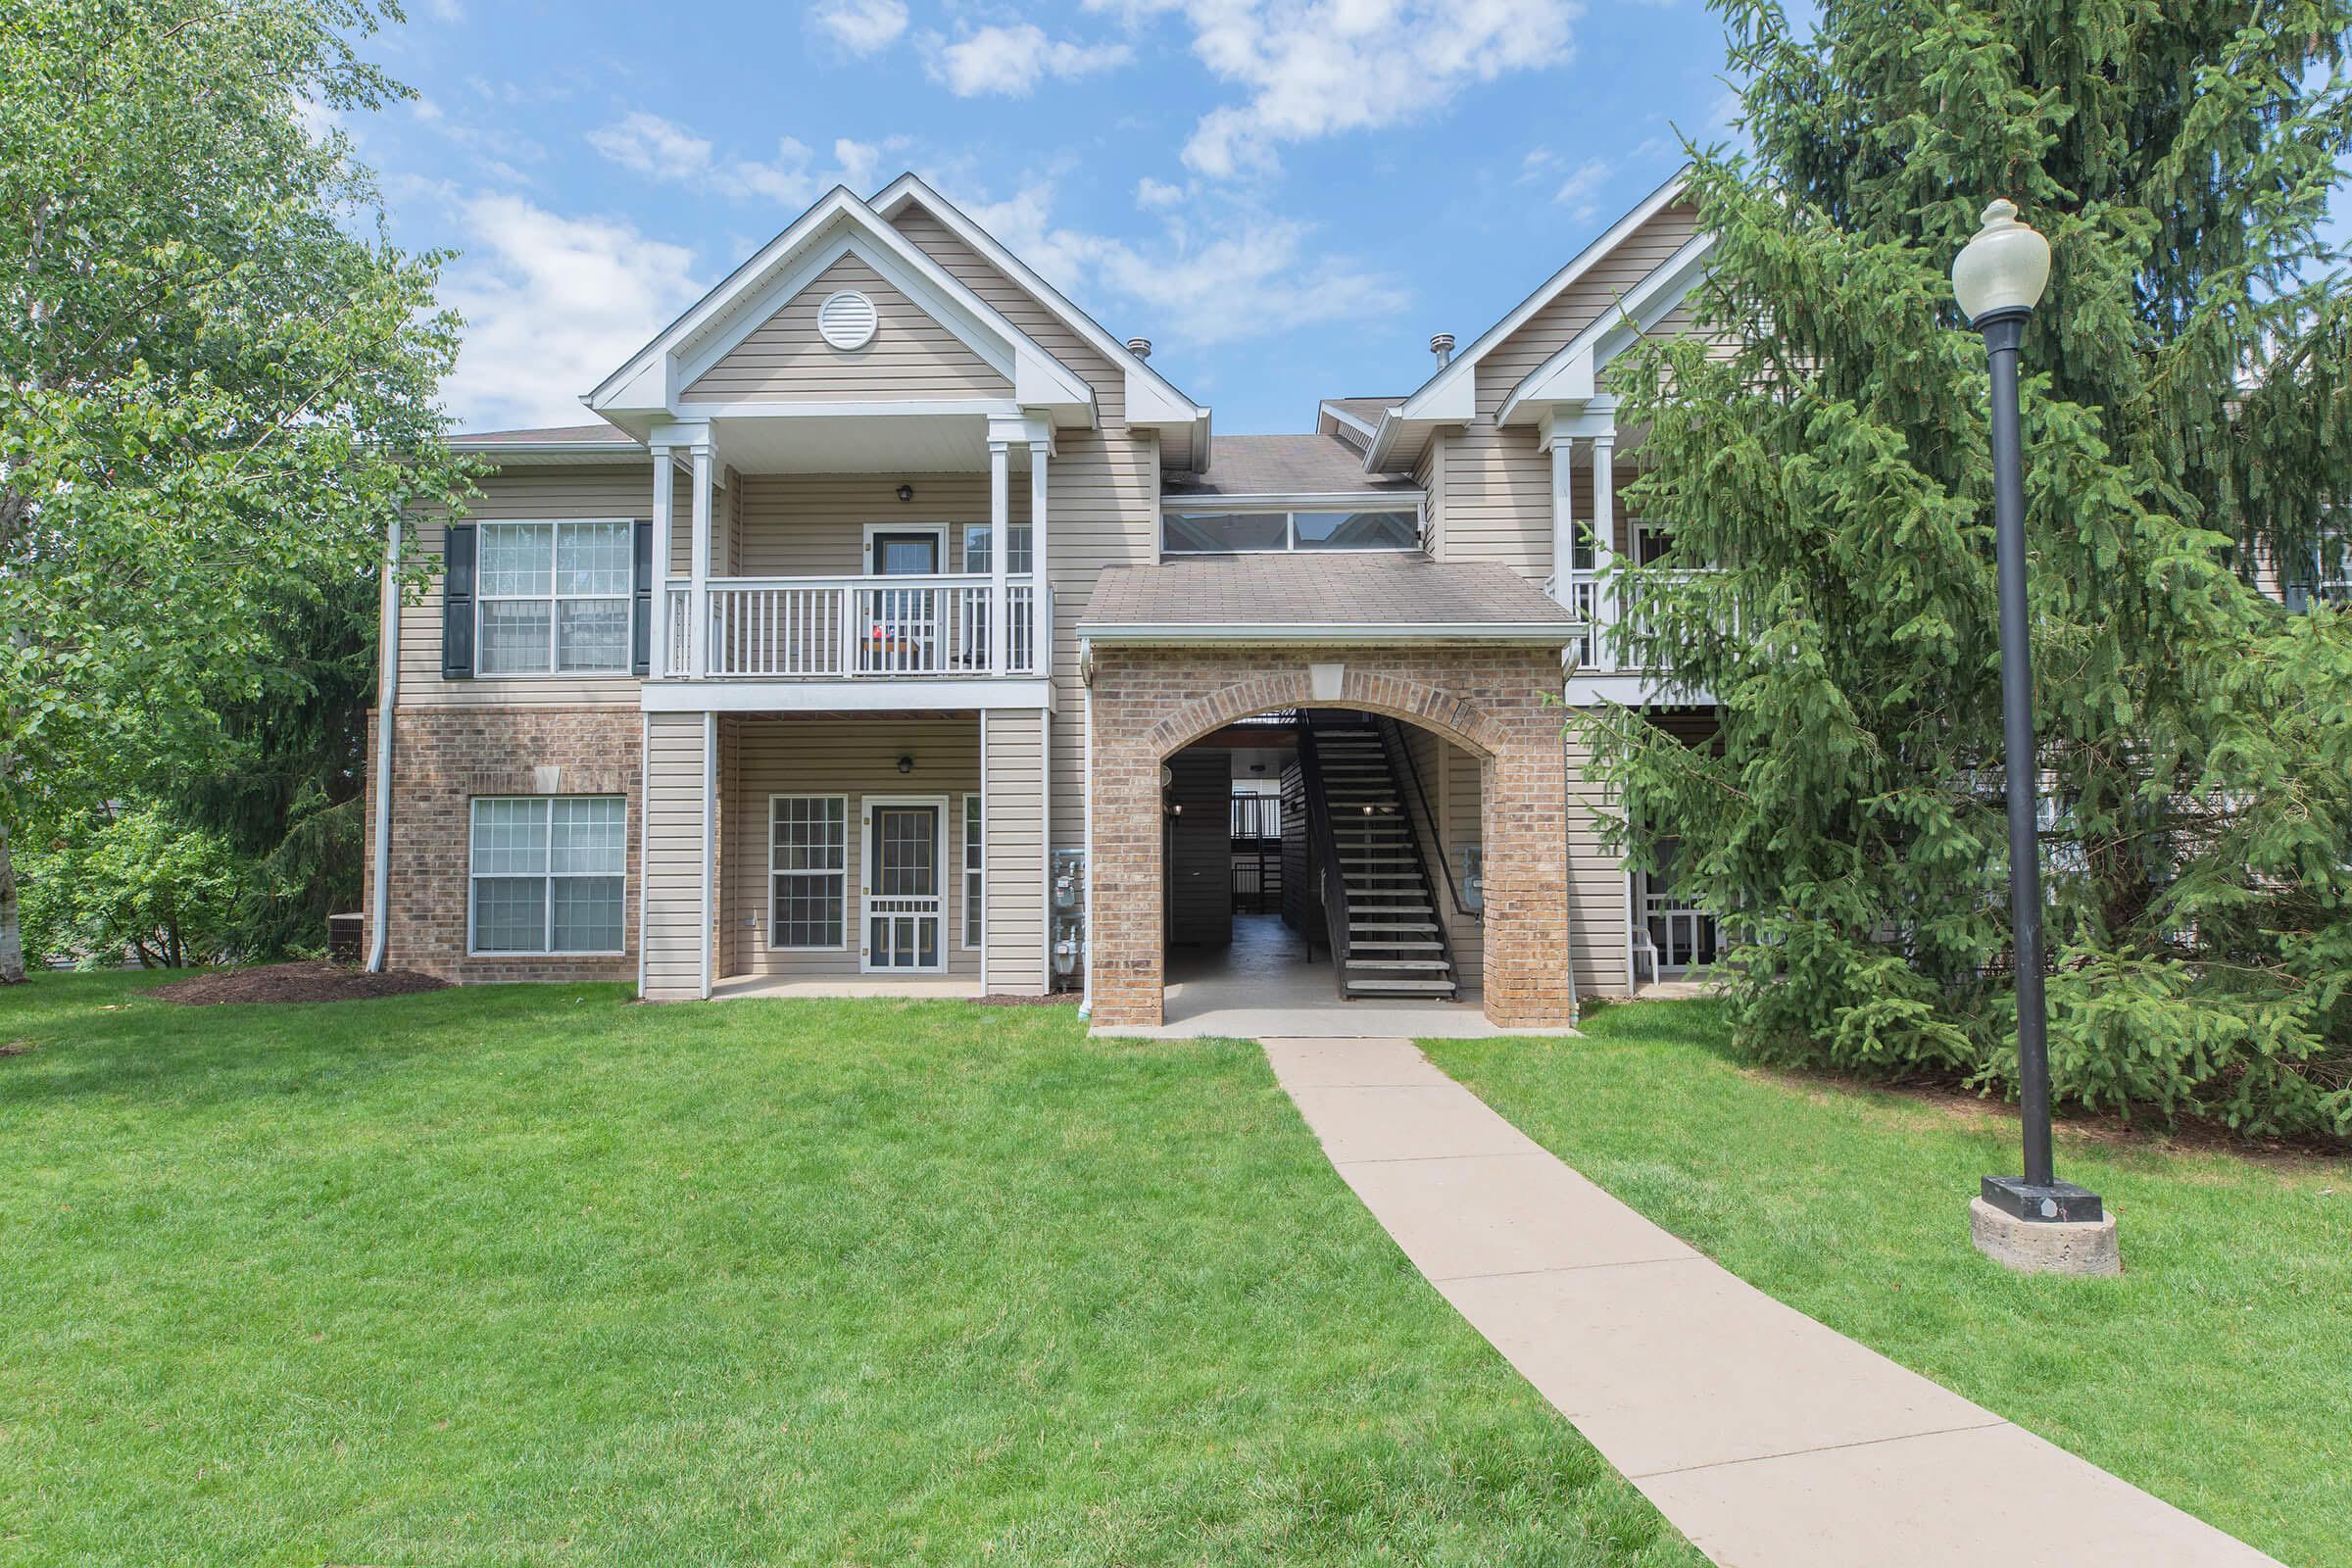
top-left (663, 575), bottom-right (1044, 679)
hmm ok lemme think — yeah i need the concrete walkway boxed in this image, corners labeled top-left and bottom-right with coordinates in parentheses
top-left (1262, 1036), bottom-right (2279, 1568)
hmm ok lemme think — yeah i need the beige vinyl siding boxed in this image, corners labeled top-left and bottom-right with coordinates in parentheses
top-left (891, 198), bottom-right (1162, 854)
top-left (982, 707), bottom-right (1048, 991)
top-left (402, 464), bottom-right (661, 709)
top-left (733, 471), bottom-right (1021, 576)
top-left (642, 710), bottom-right (710, 1001)
top-left (681, 255), bottom-right (1010, 404)
top-left (722, 716), bottom-right (983, 980)
top-left (1562, 724), bottom-right (1633, 998)
top-left (1434, 202), bottom-right (1702, 577)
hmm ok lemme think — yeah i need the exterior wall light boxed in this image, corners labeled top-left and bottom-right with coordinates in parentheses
top-left (897, 484), bottom-right (914, 503)
top-left (897, 755), bottom-right (914, 774)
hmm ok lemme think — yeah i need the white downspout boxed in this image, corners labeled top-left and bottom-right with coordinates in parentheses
top-left (366, 513), bottom-right (402, 972)
top-left (978, 710), bottom-right (991, 995)
top-left (1078, 645), bottom-right (1094, 1018)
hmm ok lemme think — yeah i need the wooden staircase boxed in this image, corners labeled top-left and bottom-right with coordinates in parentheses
top-left (1298, 717), bottom-right (1461, 1001)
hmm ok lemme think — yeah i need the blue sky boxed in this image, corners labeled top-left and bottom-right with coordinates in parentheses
top-left (340, 0), bottom-right (1740, 435)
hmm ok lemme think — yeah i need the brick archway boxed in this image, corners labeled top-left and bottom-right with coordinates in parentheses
top-left (1088, 644), bottom-right (1573, 1030)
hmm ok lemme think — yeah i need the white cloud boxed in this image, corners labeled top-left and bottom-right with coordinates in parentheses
top-left (423, 0), bottom-right (464, 19)
top-left (440, 194), bottom-right (705, 429)
top-left (1135, 175), bottom-right (1188, 210)
top-left (1551, 156), bottom-right (1609, 217)
top-left (588, 113), bottom-right (900, 203)
top-left (927, 24), bottom-right (1133, 97)
top-left (1092, 0), bottom-right (1580, 177)
top-left (809, 0), bottom-right (909, 54)
top-left (951, 176), bottom-right (1406, 347)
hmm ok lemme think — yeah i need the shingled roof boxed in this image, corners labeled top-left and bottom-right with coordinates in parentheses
top-left (1078, 553), bottom-right (1576, 642)
top-left (1161, 433), bottom-right (1417, 500)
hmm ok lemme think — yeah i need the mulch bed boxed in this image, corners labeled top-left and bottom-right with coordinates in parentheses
top-left (148, 962), bottom-right (450, 1006)
top-left (978, 991), bottom-right (1083, 1006)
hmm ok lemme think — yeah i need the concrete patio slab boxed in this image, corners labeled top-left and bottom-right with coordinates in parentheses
top-left (1263, 1034), bottom-right (2282, 1567)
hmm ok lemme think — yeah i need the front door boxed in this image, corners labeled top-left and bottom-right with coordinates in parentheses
top-left (862, 798), bottom-right (945, 972)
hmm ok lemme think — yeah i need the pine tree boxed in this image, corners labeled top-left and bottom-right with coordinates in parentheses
top-left (1591, 1), bottom-right (2352, 1139)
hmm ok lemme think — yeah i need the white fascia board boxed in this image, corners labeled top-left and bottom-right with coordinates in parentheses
top-left (451, 440), bottom-right (647, 464)
top-left (1385, 168), bottom-right (1692, 430)
top-left (588, 185), bottom-right (1092, 422)
top-left (1317, 401), bottom-right (1378, 440)
top-left (1498, 231), bottom-right (1716, 428)
top-left (677, 398), bottom-right (1020, 423)
top-left (1161, 491), bottom-right (1424, 510)
top-left (1562, 671), bottom-right (1716, 706)
top-left (870, 172), bottom-right (1210, 428)
top-left (1073, 621), bottom-right (1579, 645)
top-left (643, 678), bottom-right (1056, 713)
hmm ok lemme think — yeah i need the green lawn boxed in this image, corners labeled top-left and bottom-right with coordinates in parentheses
top-left (0, 973), bottom-right (1695, 1568)
top-left (1427, 1001), bottom-right (2352, 1568)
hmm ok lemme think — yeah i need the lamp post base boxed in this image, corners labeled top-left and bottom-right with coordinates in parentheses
top-left (1970, 1197), bottom-right (2121, 1276)
top-left (1980, 1174), bottom-right (2104, 1222)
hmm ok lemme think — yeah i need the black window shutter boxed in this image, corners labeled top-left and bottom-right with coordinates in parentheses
top-left (632, 518), bottom-right (654, 675)
top-left (442, 523), bottom-right (476, 679)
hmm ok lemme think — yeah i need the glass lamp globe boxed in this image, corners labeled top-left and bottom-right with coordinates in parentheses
top-left (1951, 199), bottom-right (2051, 324)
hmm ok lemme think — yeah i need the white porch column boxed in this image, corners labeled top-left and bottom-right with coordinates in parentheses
top-left (688, 444), bottom-right (713, 678)
top-left (1591, 432), bottom-right (1617, 669)
top-left (1027, 438), bottom-right (1051, 674)
top-left (650, 446), bottom-right (673, 678)
top-left (1549, 432), bottom-right (1577, 599)
top-left (987, 438), bottom-right (1010, 673)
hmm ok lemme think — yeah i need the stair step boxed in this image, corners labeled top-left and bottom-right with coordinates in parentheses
top-left (1349, 939), bottom-right (1446, 952)
top-left (1348, 978), bottom-right (1460, 996)
top-left (1348, 958), bottom-right (1454, 972)
top-left (1351, 921), bottom-right (1441, 933)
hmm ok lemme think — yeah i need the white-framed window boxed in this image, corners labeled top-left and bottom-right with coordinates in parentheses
top-left (862, 522), bottom-right (947, 576)
top-left (960, 793), bottom-right (984, 949)
top-left (770, 795), bottom-right (849, 950)
top-left (2315, 526), bottom-right (2351, 608)
top-left (962, 523), bottom-right (1034, 575)
top-left (1161, 506), bottom-right (1419, 555)
top-left (467, 796), bottom-right (627, 955)
top-left (476, 519), bottom-right (633, 675)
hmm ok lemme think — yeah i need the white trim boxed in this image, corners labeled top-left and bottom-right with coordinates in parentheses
top-left (870, 173), bottom-right (1211, 449)
top-left (366, 512), bottom-right (402, 973)
top-left (1563, 672), bottom-right (1716, 705)
top-left (1164, 490), bottom-right (1424, 511)
top-left (465, 794), bottom-right (630, 958)
top-left (1317, 400), bottom-right (1382, 442)
top-left (642, 677), bottom-right (1054, 712)
top-left (858, 793), bottom-right (952, 975)
top-left (1159, 498), bottom-right (1426, 557)
top-left (675, 398), bottom-right (1026, 424)
top-left (766, 792), bottom-right (853, 952)
top-left (1038, 705), bottom-right (1053, 993)
top-left (960, 789), bottom-right (985, 953)
top-left (636, 711), bottom-right (650, 996)
top-left (1366, 167), bottom-right (1691, 470)
top-left (1497, 231), bottom-right (1716, 427)
top-left (451, 438), bottom-right (645, 462)
top-left (701, 711), bottom-right (716, 999)
top-left (862, 521), bottom-right (948, 575)
top-left (1074, 621), bottom-right (1579, 645)
top-left (1078, 670), bottom-right (1094, 1017)
top-left (472, 517), bottom-right (637, 678)
top-left (650, 451), bottom-right (673, 680)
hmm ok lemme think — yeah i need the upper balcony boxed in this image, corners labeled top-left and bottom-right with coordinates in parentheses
top-left (666, 573), bottom-right (1043, 681)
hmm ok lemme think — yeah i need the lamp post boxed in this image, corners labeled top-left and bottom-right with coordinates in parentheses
top-left (1951, 199), bottom-right (2118, 1275)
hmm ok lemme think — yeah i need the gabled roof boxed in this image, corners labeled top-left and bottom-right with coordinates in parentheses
top-left (1364, 168), bottom-right (1691, 469)
top-left (1495, 229), bottom-right (1714, 426)
top-left (871, 172), bottom-right (1212, 467)
top-left (586, 185), bottom-right (1095, 430)
top-left (449, 423), bottom-right (645, 464)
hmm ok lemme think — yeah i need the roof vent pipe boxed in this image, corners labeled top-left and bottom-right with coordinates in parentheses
top-left (1126, 336), bottom-right (1152, 360)
top-left (1430, 332), bottom-right (1455, 368)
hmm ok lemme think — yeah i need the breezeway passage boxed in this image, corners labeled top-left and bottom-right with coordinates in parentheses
top-left (1259, 1035), bottom-right (2281, 1568)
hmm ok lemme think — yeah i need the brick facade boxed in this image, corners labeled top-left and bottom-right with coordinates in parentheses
top-left (1086, 647), bottom-right (1574, 1028)
top-left (362, 707), bottom-right (643, 983)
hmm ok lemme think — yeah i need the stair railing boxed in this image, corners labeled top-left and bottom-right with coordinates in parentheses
top-left (1377, 718), bottom-right (1479, 921)
top-left (1296, 722), bottom-right (1355, 998)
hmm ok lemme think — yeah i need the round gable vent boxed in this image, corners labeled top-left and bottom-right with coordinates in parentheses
top-left (817, 289), bottom-right (878, 351)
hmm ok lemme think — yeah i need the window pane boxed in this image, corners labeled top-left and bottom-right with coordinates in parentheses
top-left (965, 524), bottom-right (1034, 574)
top-left (472, 876), bottom-right (547, 952)
top-left (551, 875), bottom-right (623, 952)
top-left (773, 874), bottom-right (843, 948)
top-left (471, 798), bottom-right (549, 874)
top-left (479, 600), bottom-right (553, 674)
top-left (771, 797), bottom-right (846, 872)
top-left (1293, 511), bottom-right (1417, 549)
top-left (557, 598), bottom-right (629, 672)
top-left (1163, 513), bottom-right (1288, 553)
top-left (557, 520), bottom-right (632, 596)
top-left (479, 522), bottom-right (553, 596)
top-left (962, 795), bottom-right (984, 948)
top-left (551, 797), bottom-right (626, 874)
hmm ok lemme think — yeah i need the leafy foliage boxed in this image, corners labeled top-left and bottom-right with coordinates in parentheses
top-left (0, 0), bottom-right (472, 980)
top-left (1587, 1), bottom-right (2352, 1139)
top-left (19, 804), bottom-right (247, 968)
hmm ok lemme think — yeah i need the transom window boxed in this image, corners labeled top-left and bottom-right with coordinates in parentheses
top-left (468, 797), bottom-right (626, 955)
top-left (770, 795), bottom-right (848, 950)
top-left (477, 519), bottom-right (633, 674)
top-left (1161, 508), bottom-right (1418, 555)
